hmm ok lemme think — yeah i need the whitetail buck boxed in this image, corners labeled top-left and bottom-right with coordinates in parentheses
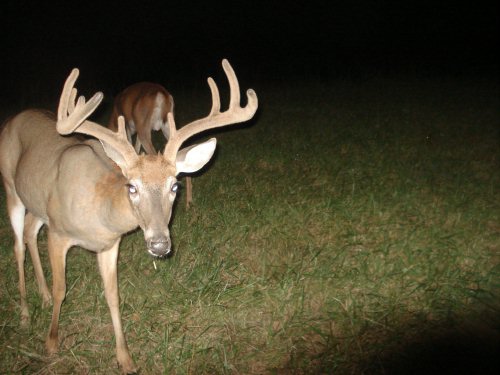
top-left (108, 82), bottom-right (193, 207)
top-left (0, 59), bottom-right (257, 373)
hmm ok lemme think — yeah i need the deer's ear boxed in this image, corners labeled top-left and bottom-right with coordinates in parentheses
top-left (176, 138), bottom-right (216, 175)
top-left (99, 140), bottom-right (130, 175)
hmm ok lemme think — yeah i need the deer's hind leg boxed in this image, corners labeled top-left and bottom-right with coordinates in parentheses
top-left (24, 213), bottom-right (51, 307)
top-left (4, 183), bottom-right (29, 326)
top-left (136, 119), bottom-right (156, 155)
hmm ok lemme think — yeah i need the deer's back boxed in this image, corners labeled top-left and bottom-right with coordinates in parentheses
top-left (0, 109), bottom-right (121, 226)
top-left (109, 83), bottom-right (173, 131)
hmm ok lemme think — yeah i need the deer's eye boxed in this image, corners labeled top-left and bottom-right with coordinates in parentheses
top-left (171, 182), bottom-right (180, 193)
top-left (127, 184), bottom-right (138, 195)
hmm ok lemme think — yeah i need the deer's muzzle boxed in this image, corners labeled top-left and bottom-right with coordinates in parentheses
top-left (147, 237), bottom-right (171, 258)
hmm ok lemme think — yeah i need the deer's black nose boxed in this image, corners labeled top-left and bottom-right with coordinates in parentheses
top-left (147, 238), bottom-right (171, 258)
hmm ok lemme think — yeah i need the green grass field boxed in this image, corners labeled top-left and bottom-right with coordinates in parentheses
top-left (0, 75), bottom-right (498, 374)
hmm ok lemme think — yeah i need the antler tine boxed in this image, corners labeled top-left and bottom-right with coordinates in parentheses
top-left (167, 111), bottom-right (177, 139)
top-left (222, 59), bottom-right (241, 110)
top-left (57, 68), bottom-right (104, 135)
top-left (68, 88), bottom-right (77, 114)
top-left (207, 77), bottom-right (220, 116)
top-left (163, 59), bottom-right (258, 162)
top-left (56, 69), bottom-right (138, 168)
top-left (57, 68), bottom-right (78, 123)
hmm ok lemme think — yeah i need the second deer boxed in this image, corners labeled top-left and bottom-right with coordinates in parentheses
top-left (109, 82), bottom-right (193, 207)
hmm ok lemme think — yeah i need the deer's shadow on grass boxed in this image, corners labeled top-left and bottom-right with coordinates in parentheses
top-left (368, 325), bottom-right (500, 374)
top-left (287, 310), bottom-right (500, 375)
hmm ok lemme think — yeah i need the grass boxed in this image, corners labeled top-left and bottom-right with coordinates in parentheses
top-left (0, 73), bottom-right (499, 374)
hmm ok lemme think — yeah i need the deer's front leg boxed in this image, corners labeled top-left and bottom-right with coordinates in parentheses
top-left (97, 240), bottom-right (137, 374)
top-left (46, 231), bottom-right (71, 354)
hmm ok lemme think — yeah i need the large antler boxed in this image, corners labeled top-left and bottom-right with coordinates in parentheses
top-left (57, 69), bottom-right (138, 168)
top-left (163, 59), bottom-right (258, 162)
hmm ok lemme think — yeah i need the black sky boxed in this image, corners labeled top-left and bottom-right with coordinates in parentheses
top-left (1, 1), bottom-right (497, 108)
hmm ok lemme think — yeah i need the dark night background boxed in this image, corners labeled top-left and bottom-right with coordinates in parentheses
top-left (0, 0), bottom-right (497, 112)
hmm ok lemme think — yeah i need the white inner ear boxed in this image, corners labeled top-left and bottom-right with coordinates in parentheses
top-left (176, 138), bottom-right (217, 175)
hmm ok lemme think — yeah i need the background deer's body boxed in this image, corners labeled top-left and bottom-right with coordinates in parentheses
top-left (109, 82), bottom-right (193, 207)
top-left (0, 60), bottom-right (257, 374)
top-left (109, 82), bottom-right (173, 155)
